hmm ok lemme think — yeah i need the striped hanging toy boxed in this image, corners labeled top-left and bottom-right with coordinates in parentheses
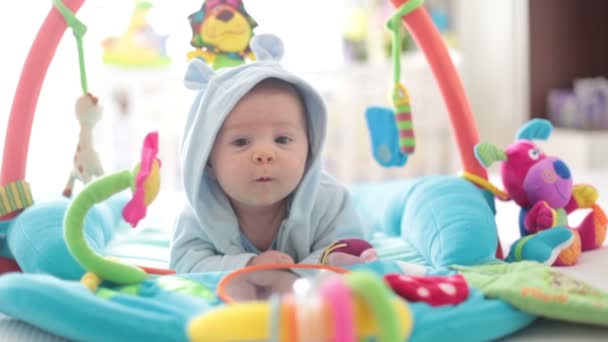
top-left (388, 10), bottom-right (416, 155)
top-left (364, 0), bottom-right (421, 168)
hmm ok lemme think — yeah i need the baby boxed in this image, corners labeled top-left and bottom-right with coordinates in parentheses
top-left (170, 34), bottom-right (365, 272)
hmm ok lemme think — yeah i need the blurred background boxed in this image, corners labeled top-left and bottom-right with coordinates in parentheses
top-left (1, 0), bottom-right (607, 197)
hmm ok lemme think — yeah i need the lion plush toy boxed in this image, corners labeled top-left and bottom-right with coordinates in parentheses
top-left (187, 0), bottom-right (257, 69)
top-left (475, 119), bottom-right (607, 266)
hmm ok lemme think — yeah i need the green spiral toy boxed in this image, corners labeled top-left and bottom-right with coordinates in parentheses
top-left (64, 132), bottom-right (161, 285)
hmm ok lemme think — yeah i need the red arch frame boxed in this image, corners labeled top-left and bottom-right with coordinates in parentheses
top-left (1, 0), bottom-right (85, 221)
top-left (390, 0), bottom-right (501, 257)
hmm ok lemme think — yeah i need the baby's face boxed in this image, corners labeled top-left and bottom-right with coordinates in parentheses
top-left (209, 84), bottom-right (309, 210)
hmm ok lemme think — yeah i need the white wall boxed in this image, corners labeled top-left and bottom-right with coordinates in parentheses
top-left (455, 0), bottom-right (529, 148)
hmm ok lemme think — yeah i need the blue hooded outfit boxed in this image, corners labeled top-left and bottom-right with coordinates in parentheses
top-left (170, 34), bottom-right (365, 272)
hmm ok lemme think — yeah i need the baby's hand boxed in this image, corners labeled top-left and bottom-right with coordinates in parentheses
top-left (248, 250), bottom-right (295, 266)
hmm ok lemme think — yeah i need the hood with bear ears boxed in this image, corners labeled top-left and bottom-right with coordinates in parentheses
top-left (180, 34), bottom-right (327, 252)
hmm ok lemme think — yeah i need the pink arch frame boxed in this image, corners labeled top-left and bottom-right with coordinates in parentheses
top-left (390, 0), bottom-right (499, 257)
top-left (390, 0), bottom-right (487, 179)
top-left (1, 0), bottom-right (85, 220)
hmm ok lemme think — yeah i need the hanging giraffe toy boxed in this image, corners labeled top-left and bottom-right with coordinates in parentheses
top-left (53, 0), bottom-right (105, 197)
top-left (63, 93), bottom-right (104, 197)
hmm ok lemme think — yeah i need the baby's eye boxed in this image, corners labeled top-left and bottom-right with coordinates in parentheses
top-left (231, 138), bottom-right (249, 147)
top-left (275, 136), bottom-right (292, 144)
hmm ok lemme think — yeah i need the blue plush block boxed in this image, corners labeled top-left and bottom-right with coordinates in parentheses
top-left (365, 106), bottom-right (408, 167)
top-left (408, 287), bottom-right (535, 342)
top-left (6, 194), bottom-right (129, 280)
top-left (0, 219), bottom-right (13, 259)
top-left (351, 179), bottom-right (420, 237)
top-left (352, 176), bottom-right (499, 268)
top-left (402, 176), bottom-right (499, 267)
top-left (0, 273), bottom-right (218, 342)
top-left (0, 262), bottom-right (534, 342)
top-left (506, 226), bottom-right (573, 264)
top-left (519, 207), bottom-right (529, 236)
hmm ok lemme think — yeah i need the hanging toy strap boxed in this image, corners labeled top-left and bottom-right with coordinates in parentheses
top-left (387, 0), bottom-right (424, 155)
top-left (52, 0), bottom-right (89, 94)
top-left (389, 13), bottom-right (413, 155)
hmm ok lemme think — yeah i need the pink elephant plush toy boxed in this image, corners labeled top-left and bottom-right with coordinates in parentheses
top-left (475, 119), bottom-right (607, 266)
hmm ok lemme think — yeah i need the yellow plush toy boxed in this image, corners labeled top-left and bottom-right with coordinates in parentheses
top-left (102, 1), bottom-right (171, 68)
top-left (187, 0), bottom-right (257, 69)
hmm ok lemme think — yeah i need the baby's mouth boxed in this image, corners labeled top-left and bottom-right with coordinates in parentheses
top-left (255, 177), bottom-right (273, 183)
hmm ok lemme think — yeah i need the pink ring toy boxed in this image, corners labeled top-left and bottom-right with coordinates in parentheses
top-left (319, 276), bottom-right (356, 342)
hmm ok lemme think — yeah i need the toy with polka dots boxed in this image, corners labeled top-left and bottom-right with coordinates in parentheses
top-left (385, 273), bottom-right (469, 307)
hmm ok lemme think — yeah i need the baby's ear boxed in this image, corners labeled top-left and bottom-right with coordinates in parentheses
top-left (250, 34), bottom-right (284, 62)
top-left (184, 59), bottom-right (215, 90)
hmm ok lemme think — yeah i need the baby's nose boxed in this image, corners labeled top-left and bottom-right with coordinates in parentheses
top-left (252, 150), bottom-right (275, 164)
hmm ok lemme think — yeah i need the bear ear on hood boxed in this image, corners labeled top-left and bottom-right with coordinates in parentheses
top-left (515, 118), bottom-right (553, 141)
top-left (250, 33), bottom-right (284, 62)
top-left (184, 58), bottom-right (215, 90)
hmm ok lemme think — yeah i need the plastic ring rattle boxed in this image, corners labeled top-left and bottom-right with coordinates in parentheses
top-left (319, 276), bottom-right (356, 342)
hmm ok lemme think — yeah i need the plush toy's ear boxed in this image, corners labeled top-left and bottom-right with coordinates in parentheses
top-left (184, 59), bottom-right (215, 90)
top-left (474, 143), bottom-right (507, 168)
top-left (515, 118), bottom-right (553, 141)
top-left (250, 34), bottom-right (284, 62)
